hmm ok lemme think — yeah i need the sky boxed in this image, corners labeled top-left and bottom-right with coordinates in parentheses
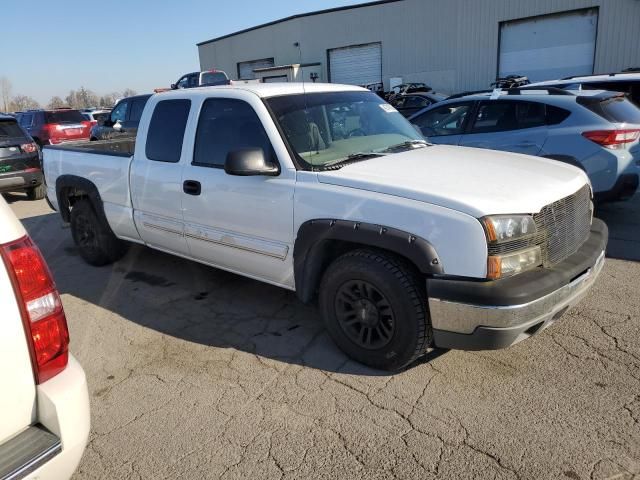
top-left (1, 0), bottom-right (361, 105)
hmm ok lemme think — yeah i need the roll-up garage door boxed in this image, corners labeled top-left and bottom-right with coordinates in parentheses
top-left (238, 58), bottom-right (275, 80)
top-left (499, 8), bottom-right (598, 82)
top-left (328, 42), bottom-right (382, 86)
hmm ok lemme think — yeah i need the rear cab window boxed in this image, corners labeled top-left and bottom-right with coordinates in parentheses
top-left (145, 100), bottom-right (191, 163)
top-left (129, 98), bottom-right (149, 123)
top-left (44, 110), bottom-right (85, 124)
top-left (200, 71), bottom-right (228, 86)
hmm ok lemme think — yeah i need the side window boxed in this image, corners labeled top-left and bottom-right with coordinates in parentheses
top-left (19, 113), bottom-right (33, 127)
top-left (189, 74), bottom-right (199, 88)
top-left (404, 96), bottom-right (430, 108)
top-left (470, 101), bottom-right (518, 133)
top-left (129, 98), bottom-right (147, 123)
top-left (514, 102), bottom-right (547, 129)
top-left (412, 103), bottom-right (472, 136)
top-left (545, 105), bottom-right (571, 125)
top-left (193, 98), bottom-right (273, 168)
top-left (111, 101), bottom-right (128, 123)
top-left (176, 76), bottom-right (189, 89)
top-left (145, 100), bottom-right (191, 163)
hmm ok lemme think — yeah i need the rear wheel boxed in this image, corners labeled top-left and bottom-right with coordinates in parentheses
top-left (319, 249), bottom-right (431, 371)
top-left (70, 199), bottom-right (127, 266)
top-left (26, 184), bottom-right (46, 201)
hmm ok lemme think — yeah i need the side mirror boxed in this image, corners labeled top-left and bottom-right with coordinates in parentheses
top-left (170, 83), bottom-right (177, 90)
top-left (224, 148), bottom-right (279, 176)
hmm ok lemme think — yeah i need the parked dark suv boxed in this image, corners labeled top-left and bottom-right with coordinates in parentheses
top-left (16, 109), bottom-right (91, 146)
top-left (0, 114), bottom-right (45, 200)
top-left (90, 94), bottom-right (151, 141)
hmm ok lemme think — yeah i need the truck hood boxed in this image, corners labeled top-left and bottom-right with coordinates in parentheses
top-left (316, 145), bottom-right (590, 217)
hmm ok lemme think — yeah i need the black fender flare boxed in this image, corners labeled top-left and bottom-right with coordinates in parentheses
top-left (542, 154), bottom-right (586, 172)
top-left (55, 175), bottom-right (108, 224)
top-left (293, 219), bottom-right (443, 303)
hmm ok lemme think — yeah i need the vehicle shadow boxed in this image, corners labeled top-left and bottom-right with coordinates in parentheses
top-left (1, 192), bottom-right (28, 204)
top-left (20, 211), bottom-right (448, 376)
top-left (595, 193), bottom-right (640, 262)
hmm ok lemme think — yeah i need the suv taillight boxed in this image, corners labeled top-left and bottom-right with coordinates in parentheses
top-left (582, 129), bottom-right (640, 149)
top-left (1, 236), bottom-right (69, 384)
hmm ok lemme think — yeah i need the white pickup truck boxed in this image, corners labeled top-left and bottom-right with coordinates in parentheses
top-left (43, 83), bottom-right (608, 371)
top-left (0, 197), bottom-right (89, 479)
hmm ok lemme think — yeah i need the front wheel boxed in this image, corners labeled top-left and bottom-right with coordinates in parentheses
top-left (319, 249), bottom-right (432, 371)
top-left (70, 199), bottom-right (128, 266)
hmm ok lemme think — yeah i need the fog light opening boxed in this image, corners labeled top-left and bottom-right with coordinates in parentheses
top-left (525, 321), bottom-right (545, 336)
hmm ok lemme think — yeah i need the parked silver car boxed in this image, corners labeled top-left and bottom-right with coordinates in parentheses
top-left (409, 89), bottom-right (640, 202)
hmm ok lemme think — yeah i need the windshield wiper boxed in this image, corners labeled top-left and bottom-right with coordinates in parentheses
top-left (320, 152), bottom-right (387, 170)
top-left (380, 139), bottom-right (429, 153)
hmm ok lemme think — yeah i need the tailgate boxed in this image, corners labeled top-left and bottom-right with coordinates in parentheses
top-left (0, 258), bottom-right (36, 444)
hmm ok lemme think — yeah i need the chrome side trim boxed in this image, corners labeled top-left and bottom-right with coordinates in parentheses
top-left (185, 232), bottom-right (288, 260)
top-left (142, 222), bottom-right (184, 237)
top-left (429, 250), bottom-right (605, 334)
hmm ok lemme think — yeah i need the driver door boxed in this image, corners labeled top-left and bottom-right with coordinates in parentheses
top-left (410, 102), bottom-right (475, 145)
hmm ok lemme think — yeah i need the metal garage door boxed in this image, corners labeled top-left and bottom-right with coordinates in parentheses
top-left (499, 8), bottom-right (598, 82)
top-left (329, 43), bottom-right (382, 86)
top-left (238, 58), bottom-right (275, 80)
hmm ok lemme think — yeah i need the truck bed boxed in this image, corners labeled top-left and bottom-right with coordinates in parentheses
top-left (45, 138), bottom-right (135, 157)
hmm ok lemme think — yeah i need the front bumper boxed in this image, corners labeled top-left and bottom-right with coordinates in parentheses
top-left (428, 218), bottom-right (608, 350)
top-left (0, 169), bottom-right (43, 193)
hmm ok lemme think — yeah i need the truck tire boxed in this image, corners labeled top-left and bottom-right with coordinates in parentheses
top-left (26, 184), bottom-right (46, 201)
top-left (70, 199), bottom-right (127, 266)
top-left (319, 249), bottom-right (431, 371)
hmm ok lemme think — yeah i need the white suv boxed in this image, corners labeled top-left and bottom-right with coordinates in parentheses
top-left (528, 70), bottom-right (640, 106)
top-left (0, 197), bottom-right (89, 480)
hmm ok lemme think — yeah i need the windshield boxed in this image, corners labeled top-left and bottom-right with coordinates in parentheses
top-left (266, 91), bottom-right (424, 170)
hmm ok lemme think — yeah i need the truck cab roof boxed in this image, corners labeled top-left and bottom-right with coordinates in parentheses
top-left (159, 82), bottom-right (366, 99)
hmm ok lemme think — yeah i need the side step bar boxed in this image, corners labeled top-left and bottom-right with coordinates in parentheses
top-left (0, 425), bottom-right (61, 480)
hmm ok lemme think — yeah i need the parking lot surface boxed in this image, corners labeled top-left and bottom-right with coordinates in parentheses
top-left (6, 194), bottom-right (640, 480)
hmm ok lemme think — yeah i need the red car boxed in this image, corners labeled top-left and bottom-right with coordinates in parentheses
top-left (16, 109), bottom-right (92, 146)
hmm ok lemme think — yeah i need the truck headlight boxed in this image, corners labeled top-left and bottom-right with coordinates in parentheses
top-left (487, 246), bottom-right (542, 280)
top-left (482, 215), bottom-right (537, 243)
top-left (482, 215), bottom-right (542, 279)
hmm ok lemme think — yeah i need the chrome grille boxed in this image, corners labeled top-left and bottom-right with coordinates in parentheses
top-left (534, 185), bottom-right (592, 266)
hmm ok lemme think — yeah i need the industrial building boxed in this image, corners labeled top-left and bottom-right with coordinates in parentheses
top-left (197, 0), bottom-right (640, 94)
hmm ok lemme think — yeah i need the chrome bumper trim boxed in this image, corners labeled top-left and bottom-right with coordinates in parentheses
top-left (428, 250), bottom-right (605, 334)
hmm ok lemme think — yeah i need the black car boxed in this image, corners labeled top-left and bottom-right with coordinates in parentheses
top-left (90, 94), bottom-right (151, 141)
top-left (389, 92), bottom-right (447, 117)
top-left (0, 114), bottom-right (44, 200)
top-left (171, 70), bottom-right (231, 89)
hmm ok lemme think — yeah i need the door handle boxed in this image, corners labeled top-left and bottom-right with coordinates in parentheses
top-left (183, 180), bottom-right (201, 196)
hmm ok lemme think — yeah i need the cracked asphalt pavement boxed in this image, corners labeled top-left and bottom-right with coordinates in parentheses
top-left (6, 194), bottom-right (640, 480)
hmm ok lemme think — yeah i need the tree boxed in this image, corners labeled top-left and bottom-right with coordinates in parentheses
top-left (121, 88), bottom-right (137, 98)
top-left (99, 92), bottom-right (120, 108)
top-left (65, 87), bottom-right (100, 109)
top-left (47, 96), bottom-right (66, 109)
top-left (0, 77), bottom-right (11, 112)
top-left (9, 95), bottom-right (40, 111)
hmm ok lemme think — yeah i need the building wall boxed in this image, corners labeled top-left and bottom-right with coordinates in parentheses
top-left (197, 0), bottom-right (640, 94)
